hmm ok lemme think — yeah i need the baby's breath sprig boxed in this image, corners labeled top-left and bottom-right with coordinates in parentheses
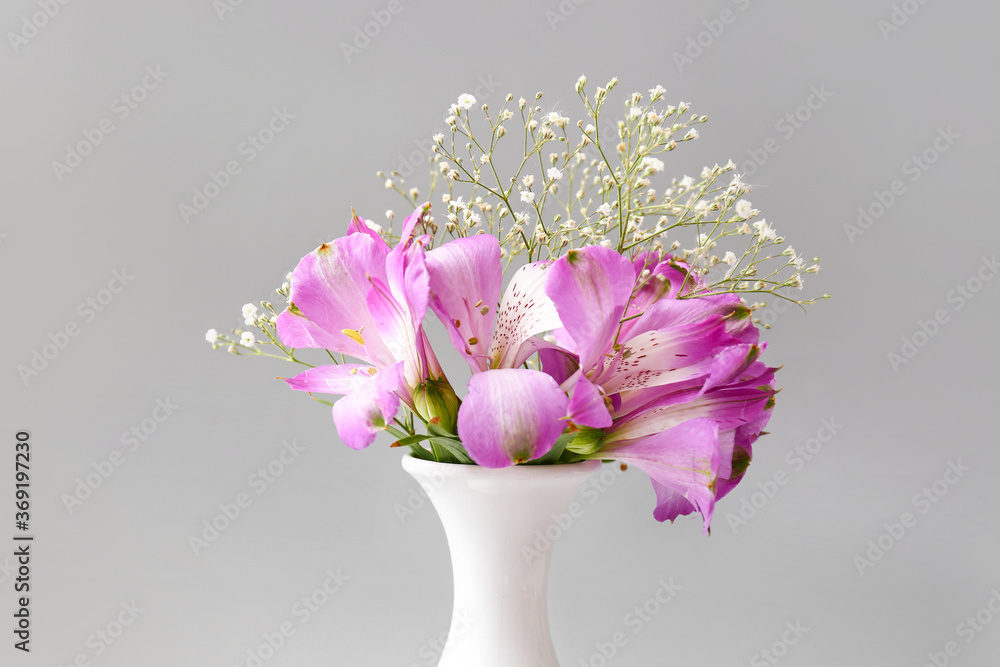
top-left (380, 76), bottom-right (828, 311)
top-left (205, 273), bottom-right (320, 367)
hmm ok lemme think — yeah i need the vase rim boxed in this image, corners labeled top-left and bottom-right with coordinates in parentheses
top-left (401, 452), bottom-right (602, 478)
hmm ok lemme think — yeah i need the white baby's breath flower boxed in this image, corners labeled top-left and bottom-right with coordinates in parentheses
top-left (684, 129), bottom-right (700, 140)
top-left (597, 203), bottom-right (613, 217)
top-left (649, 84), bottom-right (666, 100)
top-left (456, 93), bottom-right (476, 110)
top-left (547, 167), bottom-right (563, 181)
top-left (641, 156), bottom-right (664, 173)
top-left (520, 190), bottom-right (535, 204)
top-left (384, 178), bottom-right (393, 189)
top-left (433, 133), bottom-right (444, 144)
top-left (753, 219), bottom-right (777, 241)
top-left (205, 329), bottom-right (219, 344)
top-left (469, 213), bottom-right (482, 226)
top-left (628, 106), bottom-right (643, 118)
top-left (735, 199), bottom-right (753, 218)
top-left (522, 174), bottom-right (535, 188)
top-left (242, 303), bottom-right (258, 325)
top-left (723, 251), bottom-right (737, 266)
top-left (240, 331), bottom-right (256, 348)
top-left (679, 176), bottom-right (694, 189)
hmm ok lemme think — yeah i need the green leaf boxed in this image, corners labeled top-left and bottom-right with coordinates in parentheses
top-left (428, 437), bottom-right (474, 464)
top-left (564, 428), bottom-right (606, 456)
top-left (524, 433), bottom-right (572, 465)
top-left (427, 422), bottom-right (459, 439)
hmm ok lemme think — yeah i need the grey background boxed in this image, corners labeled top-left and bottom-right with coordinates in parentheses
top-left (2, 0), bottom-right (998, 665)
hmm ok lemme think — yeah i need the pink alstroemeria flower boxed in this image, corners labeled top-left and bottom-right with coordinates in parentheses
top-left (422, 234), bottom-right (569, 467)
top-left (542, 246), bottom-right (777, 531)
top-left (276, 205), bottom-right (446, 449)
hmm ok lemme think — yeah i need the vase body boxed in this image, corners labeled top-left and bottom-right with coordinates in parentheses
top-left (402, 454), bottom-right (601, 667)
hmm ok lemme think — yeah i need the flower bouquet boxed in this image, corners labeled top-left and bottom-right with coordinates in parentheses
top-left (208, 75), bottom-right (826, 664)
top-left (208, 76), bottom-right (825, 532)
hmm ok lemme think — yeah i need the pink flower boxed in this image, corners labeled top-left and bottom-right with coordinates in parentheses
top-left (276, 205), bottom-right (446, 449)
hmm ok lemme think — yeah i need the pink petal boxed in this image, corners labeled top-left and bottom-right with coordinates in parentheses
top-left (608, 383), bottom-right (775, 444)
top-left (566, 375), bottom-right (612, 428)
top-left (488, 262), bottom-right (562, 369)
top-left (281, 364), bottom-right (380, 395)
top-left (546, 247), bottom-right (635, 372)
top-left (346, 210), bottom-right (390, 254)
top-left (275, 308), bottom-right (343, 351)
top-left (282, 235), bottom-right (393, 365)
top-left (598, 316), bottom-right (732, 393)
top-left (603, 418), bottom-right (721, 532)
top-left (457, 369), bottom-right (570, 467)
top-left (398, 203), bottom-right (431, 242)
top-left (331, 362), bottom-right (405, 450)
top-left (425, 235), bottom-right (502, 373)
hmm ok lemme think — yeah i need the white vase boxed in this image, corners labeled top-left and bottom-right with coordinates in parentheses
top-left (402, 454), bottom-right (602, 667)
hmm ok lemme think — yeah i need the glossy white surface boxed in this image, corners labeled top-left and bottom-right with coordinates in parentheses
top-left (402, 454), bottom-right (602, 667)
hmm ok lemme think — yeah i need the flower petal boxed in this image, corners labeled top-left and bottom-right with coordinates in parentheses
top-left (282, 234), bottom-right (393, 365)
top-left (546, 247), bottom-right (635, 372)
top-left (566, 374), bottom-right (612, 428)
top-left (608, 382), bottom-right (775, 444)
top-left (398, 203), bottom-right (431, 242)
top-left (425, 235), bottom-right (502, 373)
top-left (280, 364), bottom-right (380, 395)
top-left (598, 315), bottom-right (732, 393)
top-left (346, 210), bottom-right (390, 254)
top-left (457, 369), bottom-right (570, 467)
top-left (331, 362), bottom-right (404, 450)
top-left (275, 308), bottom-right (343, 350)
top-left (488, 262), bottom-right (562, 369)
top-left (601, 418), bottom-right (721, 532)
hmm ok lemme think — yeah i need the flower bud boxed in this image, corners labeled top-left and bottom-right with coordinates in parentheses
top-left (413, 379), bottom-right (461, 434)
